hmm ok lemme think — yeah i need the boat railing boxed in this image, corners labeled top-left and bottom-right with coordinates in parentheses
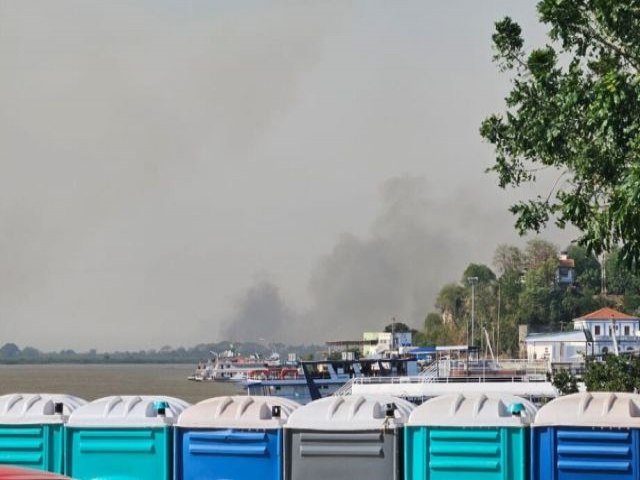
top-left (352, 358), bottom-right (550, 386)
top-left (332, 379), bottom-right (355, 396)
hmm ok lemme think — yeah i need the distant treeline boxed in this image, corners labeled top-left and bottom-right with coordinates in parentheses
top-left (0, 341), bottom-right (323, 364)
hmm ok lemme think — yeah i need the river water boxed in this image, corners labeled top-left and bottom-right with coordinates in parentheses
top-left (0, 364), bottom-right (243, 404)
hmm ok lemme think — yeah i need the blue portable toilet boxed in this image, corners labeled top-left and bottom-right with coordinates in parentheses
top-left (405, 393), bottom-right (537, 480)
top-left (532, 392), bottom-right (640, 480)
top-left (0, 394), bottom-right (85, 474)
top-left (175, 395), bottom-right (301, 480)
top-left (64, 395), bottom-right (189, 480)
top-left (284, 395), bottom-right (415, 480)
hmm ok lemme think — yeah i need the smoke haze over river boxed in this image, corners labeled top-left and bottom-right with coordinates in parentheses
top-left (0, 1), bottom-right (573, 350)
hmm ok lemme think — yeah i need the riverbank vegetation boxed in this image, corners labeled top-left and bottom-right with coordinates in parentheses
top-left (413, 239), bottom-right (640, 356)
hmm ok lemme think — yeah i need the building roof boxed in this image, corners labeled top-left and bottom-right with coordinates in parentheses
top-left (558, 258), bottom-right (575, 268)
top-left (577, 307), bottom-right (638, 321)
top-left (525, 330), bottom-right (587, 343)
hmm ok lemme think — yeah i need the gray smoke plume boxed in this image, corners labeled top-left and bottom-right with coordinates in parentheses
top-left (223, 175), bottom-right (550, 343)
top-left (223, 279), bottom-right (294, 344)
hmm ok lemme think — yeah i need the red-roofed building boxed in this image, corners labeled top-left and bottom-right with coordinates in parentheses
top-left (573, 307), bottom-right (640, 355)
top-left (526, 307), bottom-right (640, 363)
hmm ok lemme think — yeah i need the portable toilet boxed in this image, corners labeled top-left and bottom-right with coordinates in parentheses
top-left (284, 394), bottom-right (414, 480)
top-left (64, 395), bottom-right (189, 480)
top-left (404, 392), bottom-right (537, 480)
top-left (532, 392), bottom-right (640, 480)
top-left (0, 393), bottom-right (86, 474)
top-left (175, 395), bottom-right (301, 480)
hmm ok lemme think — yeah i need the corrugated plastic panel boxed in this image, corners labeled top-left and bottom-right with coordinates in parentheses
top-left (285, 395), bottom-right (414, 430)
top-left (64, 426), bottom-right (172, 480)
top-left (174, 428), bottom-right (282, 480)
top-left (284, 428), bottom-right (402, 480)
top-left (177, 395), bottom-right (300, 428)
top-left (405, 426), bottom-right (527, 480)
top-left (531, 426), bottom-right (638, 480)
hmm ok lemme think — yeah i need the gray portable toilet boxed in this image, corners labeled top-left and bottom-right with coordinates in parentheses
top-left (284, 394), bottom-right (414, 480)
top-left (0, 393), bottom-right (86, 474)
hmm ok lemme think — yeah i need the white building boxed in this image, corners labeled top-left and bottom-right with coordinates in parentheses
top-left (526, 307), bottom-right (640, 363)
top-left (362, 331), bottom-right (413, 357)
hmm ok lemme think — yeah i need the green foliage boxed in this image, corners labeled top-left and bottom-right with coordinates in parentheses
top-left (584, 354), bottom-right (640, 392)
top-left (606, 247), bottom-right (640, 295)
top-left (383, 321), bottom-right (414, 333)
top-left (551, 368), bottom-right (579, 395)
top-left (418, 241), bottom-right (610, 355)
top-left (481, 1), bottom-right (640, 267)
top-left (463, 264), bottom-right (497, 285)
top-left (567, 244), bottom-right (601, 290)
top-left (417, 312), bottom-right (461, 346)
top-left (436, 283), bottom-right (466, 323)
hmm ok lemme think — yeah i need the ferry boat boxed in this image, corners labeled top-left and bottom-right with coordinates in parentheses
top-left (244, 346), bottom-right (558, 405)
top-left (188, 350), bottom-right (285, 382)
top-left (243, 355), bottom-right (420, 404)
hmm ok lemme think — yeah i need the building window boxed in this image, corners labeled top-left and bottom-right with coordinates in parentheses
top-left (625, 325), bottom-right (631, 336)
top-left (602, 346), bottom-right (609, 354)
top-left (594, 326), bottom-right (601, 336)
top-left (609, 327), bottom-right (613, 336)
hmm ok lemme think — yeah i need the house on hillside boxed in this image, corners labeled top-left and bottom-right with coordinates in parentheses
top-left (555, 252), bottom-right (576, 286)
top-left (525, 307), bottom-right (640, 363)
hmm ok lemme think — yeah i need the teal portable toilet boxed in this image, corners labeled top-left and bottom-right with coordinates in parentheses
top-left (64, 395), bottom-right (189, 480)
top-left (284, 395), bottom-right (415, 480)
top-left (405, 393), bottom-right (537, 480)
top-left (0, 393), bottom-right (86, 473)
top-left (175, 395), bottom-right (301, 480)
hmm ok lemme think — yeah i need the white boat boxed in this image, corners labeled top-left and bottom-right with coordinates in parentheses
top-left (189, 350), bottom-right (285, 382)
top-left (245, 351), bottom-right (558, 406)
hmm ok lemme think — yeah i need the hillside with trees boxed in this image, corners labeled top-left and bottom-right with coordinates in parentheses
top-left (414, 239), bottom-right (640, 356)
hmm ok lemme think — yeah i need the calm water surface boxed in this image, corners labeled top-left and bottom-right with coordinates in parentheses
top-left (0, 364), bottom-right (242, 404)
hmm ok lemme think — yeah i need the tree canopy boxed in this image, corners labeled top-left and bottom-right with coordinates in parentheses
top-left (481, 1), bottom-right (640, 267)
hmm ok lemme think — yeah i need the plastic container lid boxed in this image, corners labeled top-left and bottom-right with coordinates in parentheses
top-left (407, 393), bottom-right (537, 427)
top-left (534, 392), bottom-right (640, 428)
top-left (285, 395), bottom-right (415, 431)
top-left (66, 395), bottom-right (189, 427)
top-left (178, 395), bottom-right (301, 429)
top-left (0, 393), bottom-right (86, 425)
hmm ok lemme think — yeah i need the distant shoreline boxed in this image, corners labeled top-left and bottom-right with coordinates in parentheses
top-left (0, 359), bottom-right (197, 365)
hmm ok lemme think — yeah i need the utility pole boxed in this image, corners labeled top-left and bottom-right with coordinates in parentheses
top-left (497, 280), bottom-right (501, 359)
top-left (468, 277), bottom-right (479, 347)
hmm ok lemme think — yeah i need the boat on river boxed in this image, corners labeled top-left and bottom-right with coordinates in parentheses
top-left (188, 350), bottom-right (286, 382)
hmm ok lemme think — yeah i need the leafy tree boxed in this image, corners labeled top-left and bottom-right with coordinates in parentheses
top-left (383, 321), bottom-right (416, 334)
top-left (567, 244), bottom-right (601, 291)
top-left (463, 264), bottom-right (497, 286)
top-left (493, 244), bottom-right (525, 276)
top-left (419, 312), bottom-right (461, 346)
top-left (435, 283), bottom-right (467, 324)
top-left (0, 343), bottom-right (20, 359)
top-left (525, 239), bottom-right (558, 270)
top-left (551, 368), bottom-right (579, 395)
top-left (606, 247), bottom-right (640, 295)
top-left (481, 1), bottom-right (640, 267)
top-left (584, 354), bottom-right (640, 392)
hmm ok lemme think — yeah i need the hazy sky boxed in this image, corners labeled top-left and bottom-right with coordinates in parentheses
top-left (0, 1), bottom-right (574, 351)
